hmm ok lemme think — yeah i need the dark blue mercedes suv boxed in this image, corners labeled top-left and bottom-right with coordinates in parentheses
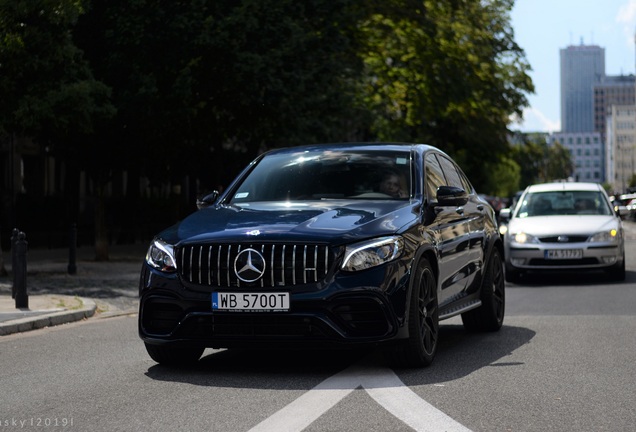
top-left (139, 143), bottom-right (505, 367)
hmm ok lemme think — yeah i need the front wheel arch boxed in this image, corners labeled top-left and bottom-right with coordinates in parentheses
top-left (384, 255), bottom-right (439, 368)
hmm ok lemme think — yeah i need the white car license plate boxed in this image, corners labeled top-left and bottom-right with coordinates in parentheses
top-left (544, 249), bottom-right (583, 260)
top-left (212, 292), bottom-right (290, 312)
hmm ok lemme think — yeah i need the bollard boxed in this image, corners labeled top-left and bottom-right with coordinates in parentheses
top-left (68, 223), bottom-right (77, 275)
top-left (13, 230), bottom-right (28, 309)
top-left (10, 228), bottom-right (18, 299)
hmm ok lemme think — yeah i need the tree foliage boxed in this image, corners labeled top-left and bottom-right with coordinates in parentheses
top-left (71, 0), bottom-right (370, 189)
top-left (511, 136), bottom-right (574, 188)
top-left (490, 155), bottom-right (521, 197)
top-left (0, 0), bottom-right (535, 250)
top-left (0, 0), bottom-right (114, 141)
top-left (359, 0), bottom-right (533, 188)
top-left (1, 0), bottom-right (533, 190)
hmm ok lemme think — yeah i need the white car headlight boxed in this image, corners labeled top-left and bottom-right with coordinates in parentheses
top-left (342, 236), bottom-right (404, 272)
top-left (146, 238), bottom-right (177, 272)
top-left (589, 229), bottom-right (620, 243)
top-left (511, 232), bottom-right (539, 244)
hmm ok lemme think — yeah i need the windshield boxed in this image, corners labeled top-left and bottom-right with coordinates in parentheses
top-left (516, 190), bottom-right (613, 217)
top-left (229, 149), bottom-right (412, 204)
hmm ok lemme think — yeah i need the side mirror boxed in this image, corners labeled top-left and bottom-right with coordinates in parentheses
top-left (498, 208), bottom-right (512, 223)
top-left (436, 186), bottom-right (468, 207)
top-left (196, 191), bottom-right (219, 210)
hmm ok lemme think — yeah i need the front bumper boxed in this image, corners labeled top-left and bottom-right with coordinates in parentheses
top-left (504, 241), bottom-right (623, 271)
top-left (138, 263), bottom-right (410, 349)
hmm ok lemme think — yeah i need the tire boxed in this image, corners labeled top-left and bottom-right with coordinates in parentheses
top-left (462, 248), bottom-right (505, 332)
top-left (144, 343), bottom-right (204, 366)
top-left (605, 252), bottom-right (626, 282)
top-left (385, 257), bottom-right (439, 368)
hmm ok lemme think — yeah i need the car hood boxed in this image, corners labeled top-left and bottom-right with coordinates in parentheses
top-left (507, 215), bottom-right (620, 236)
top-left (159, 201), bottom-right (419, 245)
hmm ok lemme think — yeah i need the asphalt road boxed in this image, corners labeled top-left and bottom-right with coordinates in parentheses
top-left (1, 225), bottom-right (636, 431)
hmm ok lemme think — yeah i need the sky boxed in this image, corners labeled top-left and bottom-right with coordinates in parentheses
top-left (510, 0), bottom-right (636, 132)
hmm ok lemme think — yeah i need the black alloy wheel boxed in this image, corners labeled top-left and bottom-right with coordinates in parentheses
top-left (462, 248), bottom-right (505, 332)
top-left (386, 257), bottom-right (439, 368)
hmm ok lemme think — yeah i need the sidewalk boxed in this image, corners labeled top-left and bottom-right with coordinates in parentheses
top-left (0, 242), bottom-right (148, 336)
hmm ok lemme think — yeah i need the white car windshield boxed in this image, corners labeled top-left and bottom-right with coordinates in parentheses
top-left (516, 190), bottom-right (613, 217)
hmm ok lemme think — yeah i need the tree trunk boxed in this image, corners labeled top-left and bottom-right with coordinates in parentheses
top-left (94, 192), bottom-right (109, 261)
top-left (0, 241), bottom-right (7, 276)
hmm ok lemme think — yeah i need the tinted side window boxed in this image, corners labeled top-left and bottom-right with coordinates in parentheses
top-left (425, 154), bottom-right (445, 199)
top-left (437, 155), bottom-right (463, 189)
top-left (457, 170), bottom-right (473, 194)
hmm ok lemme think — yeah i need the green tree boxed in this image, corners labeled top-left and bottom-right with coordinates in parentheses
top-left (74, 0), bottom-right (370, 190)
top-left (358, 0), bottom-right (533, 190)
top-left (1, 0), bottom-right (537, 251)
top-left (511, 136), bottom-right (573, 187)
top-left (489, 155), bottom-right (520, 197)
top-left (0, 0), bottom-right (115, 258)
top-left (545, 140), bottom-right (574, 181)
top-left (0, 0), bottom-right (114, 138)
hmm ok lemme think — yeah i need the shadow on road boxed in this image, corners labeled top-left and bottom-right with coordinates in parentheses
top-left (144, 324), bottom-right (535, 390)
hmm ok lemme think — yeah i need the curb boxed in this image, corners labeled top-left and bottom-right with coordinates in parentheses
top-left (0, 298), bottom-right (97, 336)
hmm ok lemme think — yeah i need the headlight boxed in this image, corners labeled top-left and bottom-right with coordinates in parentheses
top-left (342, 236), bottom-right (404, 271)
top-left (146, 238), bottom-right (177, 272)
top-left (589, 229), bottom-right (619, 243)
top-left (512, 232), bottom-right (539, 244)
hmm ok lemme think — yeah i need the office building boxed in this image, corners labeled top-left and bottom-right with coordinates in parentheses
top-left (606, 105), bottom-right (636, 192)
top-left (550, 132), bottom-right (603, 182)
top-left (560, 44), bottom-right (605, 133)
top-left (593, 75), bottom-right (635, 142)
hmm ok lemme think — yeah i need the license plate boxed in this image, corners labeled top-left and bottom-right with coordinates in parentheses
top-left (544, 249), bottom-right (583, 260)
top-left (212, 292), bottom-right (290, 312)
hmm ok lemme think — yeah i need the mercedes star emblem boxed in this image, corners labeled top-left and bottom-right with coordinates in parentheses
top-left (234, 248), bottom-right (266, 282)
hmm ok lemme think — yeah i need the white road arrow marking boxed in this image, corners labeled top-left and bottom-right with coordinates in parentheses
top-left (249, 361), bottom-right (471, 432)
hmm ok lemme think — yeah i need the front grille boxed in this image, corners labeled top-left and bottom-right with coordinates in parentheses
top-left (539, 235), bottom-right (589, 243)
top-left (178, 243), bottom-right (334, 288)
top-left (182, 314), bottom-right (332, 339)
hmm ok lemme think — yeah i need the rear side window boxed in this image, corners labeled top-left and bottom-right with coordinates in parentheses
top-left (437, 155), bottom-right (464, 189)
top-left (425, 154), bottom-right (445, 199)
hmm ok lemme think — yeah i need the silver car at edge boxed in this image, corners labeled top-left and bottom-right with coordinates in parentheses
top-left (503, 182), bottom-right (625, 282)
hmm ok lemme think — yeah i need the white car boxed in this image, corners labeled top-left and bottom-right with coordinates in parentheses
top-left (503, 182), bottom-right (625, 282)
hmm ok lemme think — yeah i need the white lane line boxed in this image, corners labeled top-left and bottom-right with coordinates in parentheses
top-left (248, 367), bottom-right (359, 432)
top-left (249, 361), bottom-right (471, 432)
top-left (362, 367), bottom-right (472, 432)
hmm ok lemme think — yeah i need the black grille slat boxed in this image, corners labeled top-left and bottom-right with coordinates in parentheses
top-left (178, 243), bottom-right (333, 288)
top-left (539, 235), bottom-right (589, 243)
top-left (529, 257), bottom-right (598, 266)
